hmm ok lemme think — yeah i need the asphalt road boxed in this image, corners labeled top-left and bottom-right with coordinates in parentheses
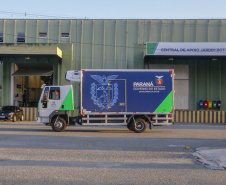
top-left (0, 121), bottom-right (226, 185)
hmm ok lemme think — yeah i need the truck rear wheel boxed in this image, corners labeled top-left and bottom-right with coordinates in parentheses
top-left (51, 117), bottom-right (67, 132)
top-left (132, 118), bottom-right (147, 133)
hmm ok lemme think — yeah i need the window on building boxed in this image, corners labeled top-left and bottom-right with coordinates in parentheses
top-left (0, 32), bottom-right (3, 42)
top-left (17, 32), bottom-right (25, 43)
top-left (61, 33), bottom-right (70, 38)
top-left (39, 32), bottom-right (47, 38)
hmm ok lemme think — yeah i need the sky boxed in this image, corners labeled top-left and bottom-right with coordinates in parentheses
top-left (0, 0), bottom-right (225, 19)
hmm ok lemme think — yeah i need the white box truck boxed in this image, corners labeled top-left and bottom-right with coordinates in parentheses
top-left (37, 69), bottom-right (174, 133)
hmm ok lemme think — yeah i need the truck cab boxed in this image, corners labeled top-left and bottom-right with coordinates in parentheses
top-left (37, 84), bottom-right (74, 126)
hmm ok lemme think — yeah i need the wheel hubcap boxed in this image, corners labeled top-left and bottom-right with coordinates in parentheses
top-left (55, 121), bottom-right (62, 128)
top-left (136, 122), bottom-right (144, 130)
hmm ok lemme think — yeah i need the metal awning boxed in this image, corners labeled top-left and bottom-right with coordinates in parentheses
top-left (0, 46), bottom-right (62, 58)
top-left (12, 68), bottom-right (53, 76)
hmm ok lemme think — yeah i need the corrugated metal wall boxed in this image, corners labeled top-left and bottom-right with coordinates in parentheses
top-left (1, 19), bottom-right (226, 69)
top-left (1, 19), bottom-right (226, 110)
top-left (189, 59), bottom-right (226, 110)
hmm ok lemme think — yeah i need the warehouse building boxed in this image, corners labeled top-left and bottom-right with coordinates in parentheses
top-left (0, 19), bottom-right (226, 122)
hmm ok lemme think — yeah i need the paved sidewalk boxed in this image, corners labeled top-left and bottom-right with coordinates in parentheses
top-left (192, 148), bottom-right (226, 170)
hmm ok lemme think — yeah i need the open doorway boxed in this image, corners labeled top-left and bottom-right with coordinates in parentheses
top-left (12, 63), bottom-right (53, 107)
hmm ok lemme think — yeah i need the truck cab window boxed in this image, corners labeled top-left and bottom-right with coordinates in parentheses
top-left (42, 87), bottom-right (49, 101)
top-left (49, 87), bottom-right (60, 100)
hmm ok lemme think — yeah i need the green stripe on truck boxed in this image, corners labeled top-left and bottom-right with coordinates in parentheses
top-left (59, 87), bottom-right (74, 111)
top-left (154, 91), bottom-right (173, 113)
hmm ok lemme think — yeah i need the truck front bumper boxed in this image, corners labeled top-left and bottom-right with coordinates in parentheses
top-left (36, 117), bottom-right (41, 123)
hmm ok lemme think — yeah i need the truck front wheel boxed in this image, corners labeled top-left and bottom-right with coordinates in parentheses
top-left (132, 118), bottom-right (147, 133)
top-left (51, 117), bottom-right (67, 132)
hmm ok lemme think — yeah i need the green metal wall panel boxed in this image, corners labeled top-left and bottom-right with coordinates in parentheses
top-left (49, 20), bottom-right (59, 43)
top-left (4, 20), bottom-right (15, 43)
top-left (184, 20), bottom-right (196, 42)
top-left (2, 60), bottom-right (11, 105)
top-left (209, 61), bottom-right (220, 100)
top-left (138, 20), bottom-right (149, 44)
top-left (115, 20), bottom-right (127, 69)
top-left (60, 20), bottom-right (70, 34)
top-left (161, 20), bottom-right (173, 42)
top-left (71, 20), bottom-right (82, 70)
top-left (189, 59), bottom-right (197, 109)
top-left (220, 20), bottom-right (226, 41)
top-left (81, 20), bottom-right (93, 69)
top-left (127, 20), bottom-right (138, 69)
top-left (57, 44), bottom-right (73, 85)
top-left (103, 20), bottom-right (116, 69)
top-left (196, 20), bottom-right (208, 42)
top-left (197, 61), bottom-right (208, 101)
top-left (26, 20), bottom-right (37, 43)
top-left (37, 20), bottom-right (48, 43)
top-left (149, 20), bottom-right (161, 42)
top-left (0, 20), bottom-right (3, 33)
top-left (221, 62), bottom-right (226, 109)
top-left (134, 44), bottom-right (145, 69)
top-left (93, 20), bottom-right (104, 69)
top-left (208, 20), bottom-right (220, 42)
top-left (173, 20), bottom-right (184, 42)
top-left (60, 20), bottom-right (70, 43)
top-left (137, 20), bottom-right (145, 43)
top-left (15, 20), bottom-right (26, 35)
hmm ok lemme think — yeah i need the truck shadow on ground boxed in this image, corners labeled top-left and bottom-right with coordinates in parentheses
top-left (60, 128), bottom-right (166, 134)
top-left (0, 126), bottom-right (166, 134)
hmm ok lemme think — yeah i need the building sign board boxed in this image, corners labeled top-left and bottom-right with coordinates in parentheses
top-left (146, 42), bottom-right (226, 56)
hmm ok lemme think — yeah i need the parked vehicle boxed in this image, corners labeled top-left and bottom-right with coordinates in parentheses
top-left (37, 69), bottom-right (175, 133)
top-left (0, 106), bottom-right (24, 122)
